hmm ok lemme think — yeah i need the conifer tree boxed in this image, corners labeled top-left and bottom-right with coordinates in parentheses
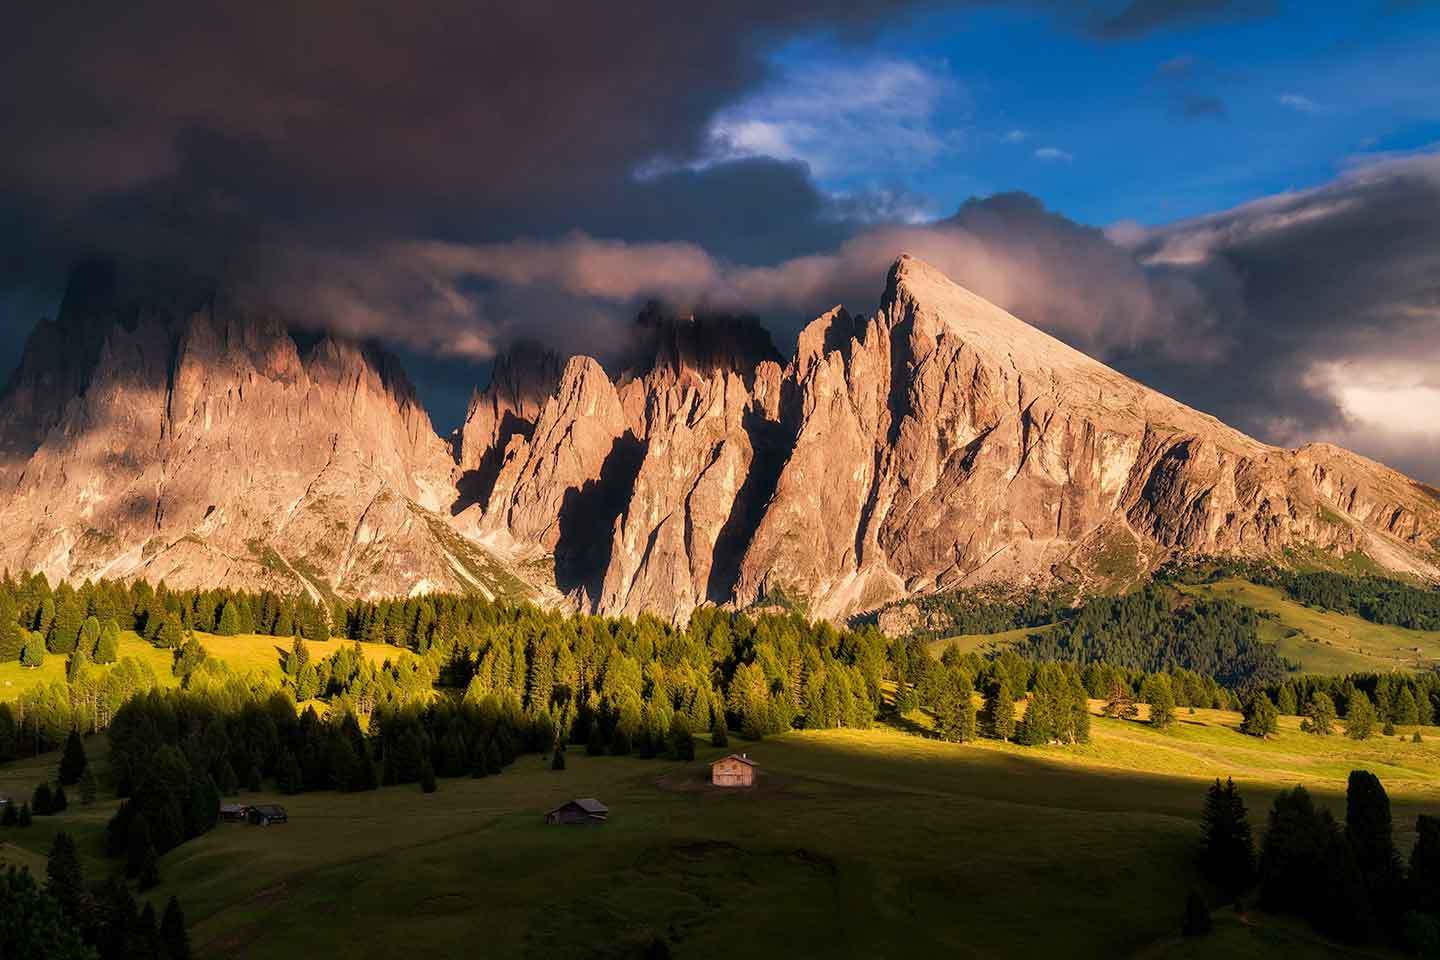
top-left (1301, 692), bottom-right (1337, 735)
top-left (710, 718), bottom-right (728, 748)
top-left (52, 784), bottom-right (67, 813)
top-left (80, 769), bottom-right (97, 805)
top-left (1199, 777), bottom-right (1254, 900)
top-left (1346, 770), bottom-right (1402, 922)
top-left (59, 729), bottom-right (87, 785)
top-left (984, 677), bottom-right (1016, 742)
top-left (45, 831), bottom-right (85, 919)
top-left (276, 751), bottom-right (303, 794)
top-left (420, 761), bottom-right (437, 793)
top-left (1395, 687), bottom-right (1420, 726)
top-left (161, 896), bottom-right (191, 960)
top-left (1241, 694), bottom-right (1278, 738)
top-left (18, 802), bottom-right (32, 827)
top-left (1, 801), bottom-right (15, 826)
top-left (94, 618), bottom-right (121, 664)
top-left (1345, 692), bottom-right (1378, 740)
top-left (48, 598), bottom-right (83, 654)
top-left (0, 703), bottom-right (16, 762)
top-left (1276, 683), bottom-right (1298, 716)
top-left (1142, 674), bottom-right (1176, 729)
top-left (1411, 814), bottom-right (1440, 917)
top-left (65, 646), bottom-right (88, 683)
top-left (126, 814), bottom-right (156, 878)
top-left (20, 632), bottom-right (45, 668)
top-left (216, 600), bottom-right (241, 637)
top-left (0, 593), bottom-right (23, 661)
top-left (78, 616), bottom-right (101, 657)
top-left (551, 747), bottom-right (566, 770)
top-left (32, 782), bottom-right (52, 816)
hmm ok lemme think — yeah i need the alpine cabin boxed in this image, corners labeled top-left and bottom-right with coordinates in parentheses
top-left (545, 798), bottom-right (609, 825)
top-left (710, 753), bottom-right (755, 787)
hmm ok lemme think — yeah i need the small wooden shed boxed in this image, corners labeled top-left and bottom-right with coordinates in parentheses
top-left (710, 753), bottom-right (756, 788)
top-left (219, 803), bottom-right (249, 823)
top-left (247, 803), bottom-right (288, 826)
top-left (546, 798), bottom-right (609, 825)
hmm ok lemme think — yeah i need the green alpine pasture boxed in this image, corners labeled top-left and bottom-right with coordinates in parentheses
top-left (0, 630), bottom-right (402, 702)
top-left (1177, 578), bottom-right (1440, 675)
top-left (4, 702), bottom-right (1437, 959)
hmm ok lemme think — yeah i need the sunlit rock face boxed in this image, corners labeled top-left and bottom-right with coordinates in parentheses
top-left (4, 256), bottom-right (1437, 618)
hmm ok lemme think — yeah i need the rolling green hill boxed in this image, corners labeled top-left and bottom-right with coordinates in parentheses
top-left (1176, 578), bottom-right (1440, 675)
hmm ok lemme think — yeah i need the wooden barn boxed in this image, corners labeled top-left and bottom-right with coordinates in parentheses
top-left (219, 803), bottom-right (249, 823)
top-left (545, 798), bottom-right (608, 825)
top-left (710, 753), bottom-right (756, 787)
top-left (247, 803), bottom-right (288, 826)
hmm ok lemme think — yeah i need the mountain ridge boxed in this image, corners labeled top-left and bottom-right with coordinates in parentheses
top-left (1, 254), bottom-right (1435, 618)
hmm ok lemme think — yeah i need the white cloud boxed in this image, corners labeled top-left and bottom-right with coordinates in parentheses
top-left (700, 57), bottom-right (969, 181)
top-left (1033, 146), bottom-right (1073, 163)
top-left (1278, 93), bottom-right (1324, 115)
top-left (1003, 128), bottom-right (1028, 143)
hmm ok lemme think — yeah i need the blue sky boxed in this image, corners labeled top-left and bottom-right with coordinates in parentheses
top-left (711, 0), bottom-right (1440, 227)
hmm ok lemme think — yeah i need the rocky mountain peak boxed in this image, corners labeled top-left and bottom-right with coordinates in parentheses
top-left (1, 254), bottom-right (1436, 619)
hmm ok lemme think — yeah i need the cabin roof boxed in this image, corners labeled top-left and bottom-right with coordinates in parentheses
top-left (251, 804), bottom-right (287, 816)
top-left (713, 754), bottom-right (756, 767)
top-left (571, 798), bottom-right (608, 814)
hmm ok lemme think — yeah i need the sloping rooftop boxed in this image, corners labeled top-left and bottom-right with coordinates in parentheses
top-left (713, 754), bottom-right (756, 767)
top-left (573, 798), bottom-right (608, 814)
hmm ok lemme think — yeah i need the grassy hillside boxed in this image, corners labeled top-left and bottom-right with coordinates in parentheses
top-left (923, 576), bottom-right (1440, 678)
top-left (1177, 578), bottom-right (1440, 674)
top-left (0, 630), bottom-right (404, 702)
top-left (3, 705), bottom-right (1435, 959)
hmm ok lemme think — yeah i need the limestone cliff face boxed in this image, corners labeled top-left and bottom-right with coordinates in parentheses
top-left (0, 270), bottom-right (539, 602)
top-left (3, 256), bottom-right (1437, 619)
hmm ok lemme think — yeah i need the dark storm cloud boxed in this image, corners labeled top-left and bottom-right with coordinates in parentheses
top-left (1115, 151), bottom-right (1440, 481)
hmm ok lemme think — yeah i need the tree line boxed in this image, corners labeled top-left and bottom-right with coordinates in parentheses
top-left (1193, 771), bottom-right (1440, 953)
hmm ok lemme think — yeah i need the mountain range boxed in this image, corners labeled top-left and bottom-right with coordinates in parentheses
top-left (2, 255), bottom-right (1437, 621)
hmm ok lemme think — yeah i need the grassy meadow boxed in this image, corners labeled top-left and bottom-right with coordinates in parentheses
top-left (4, 702), bottom-right (1437, 959)
top-left (0, 630), bottom-right (405, 702)
top-left (1177, 578), bottom-right (1440, 674)
top-left (923, 576), bottom-right (1440, 677)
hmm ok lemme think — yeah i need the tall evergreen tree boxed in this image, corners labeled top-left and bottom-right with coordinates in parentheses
top-left (1199, 777), bottom-right (1254, 901)
top-left (216, 600), bottom-right (242, 637)
top-left (1411, 814), bottom-right (1440, 918)
top-left (1345, 692), bottom-right (1378, 740)
top-left (48, 598), bottom-right (83, 654)
top-left (1346, 770), bottom-right (1403, 925)
top-left (78, 616), bottom-right (101, 657)
top-left (1241, 694), bottom-right (1278, 738)
top-left (984, 677), bottom-right (1016, 742)
top-left (94, 619), bottom-right (121, 664)
top-left (160, 896), bottom-right (191, 960)
top-left (1301, 692), bottom-right (1337, 735)
top-left (45, 831), bottom-right (85, 920)
top-left (20, 632), bottom-right (45, 668)
top-left (0, 592), bottom-right (23, 661)
top-left (0, 703), bottom-right (17, 762)
top-left (58, 730), bottom-right (87, 785)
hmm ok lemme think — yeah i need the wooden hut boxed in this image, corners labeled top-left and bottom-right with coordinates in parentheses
top-left (710, 753), bottom-right (756, 787)
top-left (247, 803), bottom-right (288, 826)
top-left (219, 803), bottom-right (250, 823)
top-left (545, 798), bottom-right (608, 825)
